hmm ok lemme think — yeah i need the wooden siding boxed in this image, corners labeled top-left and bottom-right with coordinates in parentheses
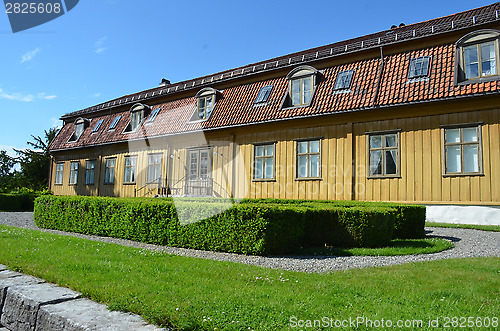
top-left (50, 107), bottom-right (500, 204)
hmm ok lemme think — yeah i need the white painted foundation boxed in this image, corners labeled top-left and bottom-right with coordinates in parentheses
top-left (426, 205), bottom-right (500, 225)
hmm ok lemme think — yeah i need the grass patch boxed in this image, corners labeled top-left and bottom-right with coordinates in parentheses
top-left (426, 222), bottom-right (500, 232)
top-left (0, 224), bottom-right (498, 330)
top-left (298, 237), bottom-right (454, 256)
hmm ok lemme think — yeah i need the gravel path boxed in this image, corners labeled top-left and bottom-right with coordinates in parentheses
top-left (1, 212), bottom-right (498, 273)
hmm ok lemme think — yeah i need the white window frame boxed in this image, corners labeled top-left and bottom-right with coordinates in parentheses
top-left (442, 124), bottom-right (483, 176)
top-left (55, 163), bottom-right (64, 185)
top-left (295, 139), bottom-right (321, 179)
top-left (104, 158), bottom-right (116, 184)
top-left (69, 161), bottom-right (79, 185)
top-left (253, 143), bottom-right (276, 181)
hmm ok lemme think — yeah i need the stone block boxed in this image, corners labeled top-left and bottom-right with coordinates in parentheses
top-left (0, 274), bottom-right (44, 318)
top-left (36, 298), bottom-right (164, 331)
top-left (1, 283), bottom-right (80, 331)
top-left (0, 265), bottom-right (6, 272)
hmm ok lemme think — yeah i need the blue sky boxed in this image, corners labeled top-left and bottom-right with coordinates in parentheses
top-left (0, 0), bottom-right (494, 157)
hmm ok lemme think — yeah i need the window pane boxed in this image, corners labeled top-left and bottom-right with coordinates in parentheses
top-left (303, 90), bottom-right (312, 104)
top-left (254, 158), bottom-right (263, 179)
top-left (124, 167), bottom-right (131, 182)
top-left (463, 127), bottom-right (478, 142)
top-left (446, 146), bottom-right (461, 173)
top-left (310, 140), bottom-right (320, 153)
top-left (292, 92), bottom-right (301, 106)
top-left (385, 150), bottom-right (397, 175)
top-left (370, 151), bottom-right (382, 175)
top-left (370, 135), bottom-right (382, 149)
top-left (264, 158), bottom-right (274, 179)
top-left (297, 155), bottom-right (308, 177)
top-left (463, 145), bottom-right (479, 173)
top-left (464, 46), bottom-right (478, 63)
top-left (481, 42), bottom-right (496, 60)
top-left (255, 146), bottom-right (264, 157)
top-left (292, 80), bottom-right (301, 93)
top-left (385, 134), bottom-right (397, 147)
top-left (298, 141), bottom-right (308, 154)
top-left (481, 59), bottom-right (495, 76)
top-left (309, 154), bottom-right (320, 177)
top-left (265, 145), bottom-right (274, 156)
top-left (465, 63), bottom-right (479, 79)
top-left (445, 129), bottom-right (461, 143)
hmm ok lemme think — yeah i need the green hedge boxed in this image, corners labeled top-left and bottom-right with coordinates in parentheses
top-left (34, 196), bottom-right (406, 255)
top-left (240, 198), bottom-right (426, 239)
top-left (0, 193), bottom-right (37, 211)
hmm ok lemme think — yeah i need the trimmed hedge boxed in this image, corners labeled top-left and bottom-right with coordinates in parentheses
top-left (0, 193), bottom-right (37, 211)
top-left (240, 198), bottom-right (426, 239)
top-left (34, 196), bottom-right (407, 255)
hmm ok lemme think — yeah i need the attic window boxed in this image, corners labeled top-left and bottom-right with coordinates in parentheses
top-left (68, 118), bottom-right (89, 142)
top-left (145, 108), bottom-right (161, 123)
top-left (191, 88), bottom-right (219, 121)
top-left (108, 115), bottom-right (121, 130)
top-left (408, 56), bottom-right (431, 79)
top-left (282, 65), bottom-right (319, 109)
top-left (92, 119), bottom-right (104, 133)
top-left (333, 70), bottom-right (354, 90)
top-left (455, 29), bottom-right (500, 84)
top-left (255, 86), bottom-right (273, 104)
top-left (123, 103), bottom-right (150, 133)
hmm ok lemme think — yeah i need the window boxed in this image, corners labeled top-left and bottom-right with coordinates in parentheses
top-left (198, 96), bottom-right (214, 120)
top-left (255, 86), bottom-right (273, 104)
top-left (368, 132), bottom-right (400, 177)
top-left (334, 70), bottom-right (354, 90)
top-left (69, 161), bottom-right (79, 185)
top-left (455, 30), bottom-right (500, 83)
top-left (145, 108), bottom-right (161, 123)
top-left (444, 125), bottom-right (482, 175)
top-left (91, 119), bottom-right (104, 133)
top-left (104, 158), bottom-right (116, 184)
top-left (253, 143), bottom-right (275, 180)
top-left (123, 156), bottom-right (137, 183)
top-left (124, 104), bottom-right (149, 133)
top-left (68, 118), bottom-right (89, 142)
top-left (291, 76), bottom-right (313, 106)
top-left (463, 42), bottom-right (497, 79)
top-left (193, 88), bottom-right (218, 121)
top-left (109, 115), bottom-right (121, 130)
top-left (408, 56), bottom-right (431, 79)
top-left (296, 139), bottom-right (321, 179)
top-left (85, 160), bottom-right (95, 185)
top-left (283, 65), bottom-right (319, 108)
top-left (147, 154), bottom-right (162, 183)
top-left (55, 163), bottom-right (64, 185)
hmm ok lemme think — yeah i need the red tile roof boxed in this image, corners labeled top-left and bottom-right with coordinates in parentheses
top-left (50, 3), bottom-right (500, 151)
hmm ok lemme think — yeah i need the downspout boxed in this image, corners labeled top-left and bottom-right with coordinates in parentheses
top-left (372, 46), bottom-right (385, 106)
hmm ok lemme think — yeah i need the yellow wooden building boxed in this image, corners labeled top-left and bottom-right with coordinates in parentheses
top-left (49, 3), bottom-right (500, 224)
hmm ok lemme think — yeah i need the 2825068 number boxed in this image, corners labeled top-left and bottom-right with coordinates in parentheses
top-left (5, 2), bottom-right (62, 14)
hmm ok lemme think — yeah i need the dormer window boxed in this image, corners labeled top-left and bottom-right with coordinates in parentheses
top-left (68, 117), bottom-right (89, 142)
top-left (123, 103), bottom-right (150, 133)
top-left (282, 65), bottom-right (319, 109)
top-left (333, 70), bottom-right (354, 90)
top-left (192, 88), bottom-right (219, 121)
top-left (408, 56), bottom-right (431, 79)
top-left (455, 29), bottom-right (500, 84)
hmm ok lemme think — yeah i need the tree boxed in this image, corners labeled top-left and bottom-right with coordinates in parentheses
top-left (0, 150), bottom-right (17, 191)
top-left (15, 128), bottom-right (58, 191)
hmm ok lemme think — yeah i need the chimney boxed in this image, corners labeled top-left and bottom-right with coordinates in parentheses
top-left (159, 78), bottom-right (171, 87)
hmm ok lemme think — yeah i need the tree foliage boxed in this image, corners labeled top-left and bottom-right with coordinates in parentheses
top-left (15, 128), bottom-right (58, 191)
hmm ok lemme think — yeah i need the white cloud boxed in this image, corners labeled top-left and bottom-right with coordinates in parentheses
top-left (21, 48), bottom-right (41, 63)
top-left (93, 93), bottom-right (101, 98)
top-left (0, 145), bottom-right (20, 158)
top-left (0, 88), bottom-right (57, 102)
top-left (50, 117), bottom-right (62, 129)
top-left (94, 37), bottom-right (108, 54)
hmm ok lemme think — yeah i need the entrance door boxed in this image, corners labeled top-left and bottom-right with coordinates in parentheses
top-left (186, 149), bottom-right (213, 196)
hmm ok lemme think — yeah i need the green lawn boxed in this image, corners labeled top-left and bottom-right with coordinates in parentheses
top-left (426, 222), bottom-right (500, 232)
top-left (299, 238), bottom-right (453, 256)
top-left (0, 225), bottom-right (498, 330)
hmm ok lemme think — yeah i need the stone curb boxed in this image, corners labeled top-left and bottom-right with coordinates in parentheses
top-left (0, 264), bottom-right (165, 331)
